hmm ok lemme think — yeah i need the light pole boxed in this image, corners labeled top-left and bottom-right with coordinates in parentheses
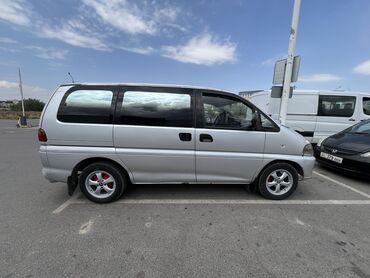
top-left (18, 68), bottom-right (25, 118)
top-left (279, 0), bottom-right (301, 125)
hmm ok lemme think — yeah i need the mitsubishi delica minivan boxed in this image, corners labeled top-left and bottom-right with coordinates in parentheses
top-left (38, 83), bottom-right (315, 203)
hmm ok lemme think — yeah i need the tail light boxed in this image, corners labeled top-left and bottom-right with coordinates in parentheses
top-left (38, 128), bottom-right (48, 142)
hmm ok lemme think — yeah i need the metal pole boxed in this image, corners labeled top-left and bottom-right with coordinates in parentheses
top-left (279, 0), bottom-right (301, 125)
top-left (18, 68), bottom-right (25, 117)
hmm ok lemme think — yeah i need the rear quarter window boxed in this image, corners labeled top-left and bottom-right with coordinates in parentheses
top-left (57, 89), bottom-right (114, 124)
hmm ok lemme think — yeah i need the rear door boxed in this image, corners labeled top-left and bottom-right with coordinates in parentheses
top-left (315, 94), bottom-right (358, 140)
top-left (195, 91), bottom-right (266, 183)
top-left (113, 87), bottom-right (196, 183)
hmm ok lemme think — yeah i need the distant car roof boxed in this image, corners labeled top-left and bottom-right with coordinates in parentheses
top-left (60, 83), bottom-right (235, 94)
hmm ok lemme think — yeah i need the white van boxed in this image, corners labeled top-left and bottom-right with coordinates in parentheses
top-left (39, 83), bottom-right (315, 203)
top-left (242, 90), bottom-right (370, 143)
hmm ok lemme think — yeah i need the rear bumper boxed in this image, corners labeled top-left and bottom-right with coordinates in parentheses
top-left (42, 167), bottom-right (70, 183)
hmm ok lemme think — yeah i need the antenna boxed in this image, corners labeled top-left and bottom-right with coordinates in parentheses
top-left (68, 72), bottom-right (75, 83)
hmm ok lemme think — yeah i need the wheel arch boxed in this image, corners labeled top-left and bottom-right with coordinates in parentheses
top-left (253, 159), bottom-right (304, 183)
top-left (70, 157), bottom-right (134, 186)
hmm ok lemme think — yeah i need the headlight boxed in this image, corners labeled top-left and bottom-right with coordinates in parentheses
top-left (317, 138), bottom-right (326, 147)
top-left (303, 143), bottom-right (313, 156)
top-left (360, 152), bottom-right (370, 158)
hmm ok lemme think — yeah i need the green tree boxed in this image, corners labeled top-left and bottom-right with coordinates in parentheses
top-left (10, 98), bottom-right (45, 112)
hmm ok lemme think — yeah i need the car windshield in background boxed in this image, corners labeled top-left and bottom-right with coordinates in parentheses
top-left (348, 120), bottom-right (370, 134)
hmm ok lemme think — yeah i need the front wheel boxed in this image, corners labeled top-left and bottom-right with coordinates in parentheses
top-left (258, 163), bottom-right (298, 200)
top-left (79, 162), bottom-right (126, 203)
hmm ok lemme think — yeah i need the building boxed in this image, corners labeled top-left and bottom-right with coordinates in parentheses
top-left (0, 100), bottom-right (19, 109)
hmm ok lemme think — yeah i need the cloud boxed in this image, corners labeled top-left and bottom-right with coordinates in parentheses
top-left (40, 20), bottom-right (108, 51)
top-left (82, 0), bottom-right (156, 35)
top-left (299, 74), bottom-right (341, 82)
top-left (26, 46), bottom-right (68, 60)
top-left (82, 0), bottom-right (181, 35)
top-left (0, 80), bottom-right (18, 89)
top-left (353, 59), bottom-right (370, 76)
top-left (119, 46), bottom-right (155, 55)
top-left (161, 34), bottom-right (237, 65)
top-left (0, 37), bottom-right (18, 44)
top-left (0, 80), bottom-right (51, 101)
top-left (0, 0), bottom-right (31, 26)
top-left (260, 53), bottom-right (286, 67)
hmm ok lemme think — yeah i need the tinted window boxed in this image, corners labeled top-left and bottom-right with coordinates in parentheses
top-left (363, 97), bottom-right (370, 116)
top-left (58, 89), bottom-right (113, 124)
top-left (120, 91), bottom-right (193, 127)
top-left (318, 95), bottom-right (356, 117)
top-left (202, 93), bottom-right (254, 129)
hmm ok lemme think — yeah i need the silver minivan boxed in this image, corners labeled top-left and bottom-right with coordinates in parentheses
top-left (39, 83), bottom-right (315, 203)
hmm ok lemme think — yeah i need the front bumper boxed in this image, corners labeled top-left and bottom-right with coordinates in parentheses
top-left (314, 146), bottom-right (370, 177)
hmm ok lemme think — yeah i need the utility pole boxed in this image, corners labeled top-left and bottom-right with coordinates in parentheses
top-left (279, 0), bottom-right (301, 125)
top-left (18, 68), bottom-right (25, 117)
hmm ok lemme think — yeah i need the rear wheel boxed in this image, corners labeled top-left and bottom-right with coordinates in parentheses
top-left (79, 162), bottom-right (126, 203)
top-left (258, 163), bottom-right (298, 200)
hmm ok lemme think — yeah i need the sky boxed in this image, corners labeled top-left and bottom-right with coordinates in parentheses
top-left (1, 0), bottom-right (370, 101)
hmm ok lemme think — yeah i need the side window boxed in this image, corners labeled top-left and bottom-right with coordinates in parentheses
top-left (363, 97), bottom-right (370, 116)
top-left (202, 93), bottom-right (254, 129)
top-left (120, 91), bottom-right (193, 127)
top-left (318, 95), bottom-right (356, 117)
top-left (57, 89), bottom-right (113, 124)
top-left (260, 113), bottom-right (276, 129)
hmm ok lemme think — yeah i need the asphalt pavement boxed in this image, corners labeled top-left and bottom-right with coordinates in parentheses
top-left (0, 119), bottom-right (369, 278)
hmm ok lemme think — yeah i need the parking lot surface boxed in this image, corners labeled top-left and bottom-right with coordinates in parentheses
top-left (1, 119), bottom-right (370, 278)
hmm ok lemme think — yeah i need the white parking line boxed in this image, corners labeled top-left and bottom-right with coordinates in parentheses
top-left (313, 171), bottom-right (370, 199)
top-left (68, 199), bottom-right (370, 205)
top-left (52, 192), bottom-right (83, 214)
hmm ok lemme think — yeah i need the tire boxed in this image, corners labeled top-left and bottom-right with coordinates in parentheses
top-left (258, 163), bottom-right (298, 200)
top-left (79, 162), bottom-right (127, 203)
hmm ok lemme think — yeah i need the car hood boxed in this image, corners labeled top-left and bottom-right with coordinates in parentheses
top-left (324, 132), bottom-right (370, 153)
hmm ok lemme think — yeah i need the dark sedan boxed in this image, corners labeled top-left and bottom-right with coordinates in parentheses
top-left (314, 119), bottom-right (370, 177)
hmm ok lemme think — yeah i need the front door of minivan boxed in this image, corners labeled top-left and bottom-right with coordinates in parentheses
top-left (113, 87), bottom-right (196, 183)
top-left (195, 92), bottom-right (265, 183)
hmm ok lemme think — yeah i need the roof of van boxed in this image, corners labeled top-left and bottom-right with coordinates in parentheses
top-left (240, 89), bottom-right (370, 95)
top-left (60, 83), bottom-right (235, 94)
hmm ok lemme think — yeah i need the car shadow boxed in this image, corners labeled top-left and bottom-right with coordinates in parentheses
top-left (120, 183), bottom-right (259, 200)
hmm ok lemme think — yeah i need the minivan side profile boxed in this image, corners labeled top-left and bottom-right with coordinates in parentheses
top-left (39, 83), bottom-right (315, 203)
top-left (244, 90), bottom-right (370, 143)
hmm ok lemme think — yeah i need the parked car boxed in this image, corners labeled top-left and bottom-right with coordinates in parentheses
top-left (243, 90), bottom-right (370, 143)
top-left (38, 83), bottom-right (315, 203)
top-left (314, 119), bottom-right (370, 177)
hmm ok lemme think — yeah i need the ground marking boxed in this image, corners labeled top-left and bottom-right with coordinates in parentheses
top-left (52, 192), bottom-right (83, 214)
top-left (313, 171), bottom-right (370, 199)
top-left (69, 199), bottom-right (370, 205)
top-left (53, 197), bottom-right (370, 214)
top-left (79, 219), bottom-right (94, 235)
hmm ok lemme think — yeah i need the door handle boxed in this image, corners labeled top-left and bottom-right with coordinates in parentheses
top-left (200, 134), bottom-right (213, 142)
top-left (179, 133), bottom-right (192, 141)
top-left (349, 118), bottom-right (356, 121)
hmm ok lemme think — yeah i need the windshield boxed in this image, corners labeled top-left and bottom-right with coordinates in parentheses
top-left (347, 120), bottom-right (370, 134)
